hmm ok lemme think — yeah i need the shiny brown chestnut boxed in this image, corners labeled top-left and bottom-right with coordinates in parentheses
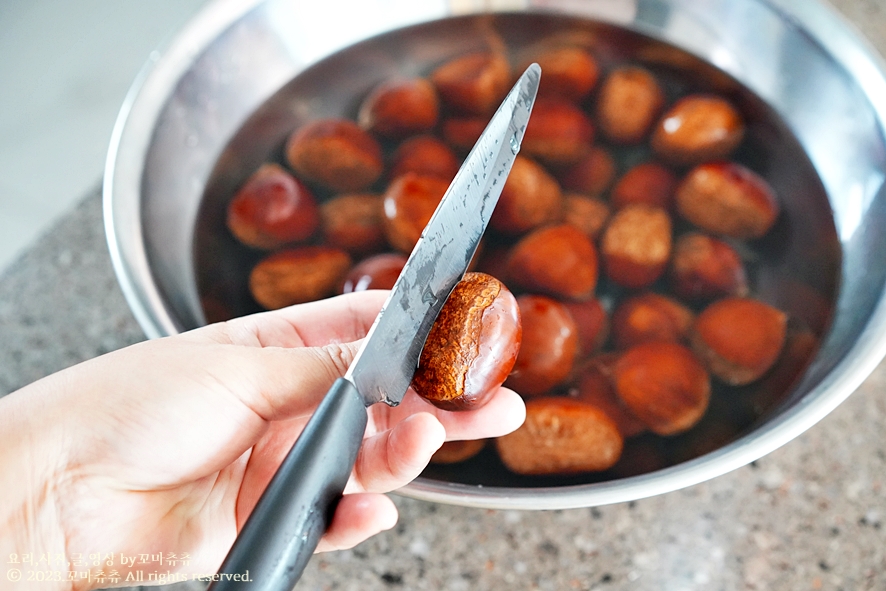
top-left (563, 298), bottom-right (609, 358)
top-left (389, 135), bottom-right (461, 182)
top-left (382, 172), bottom-right (449, 253)
top-left (574, 361), bottom-right (647, 438)
top-left (339, 252), bottom-right (407, 294)
top-left (600, 204), bottom-right (672, 289)
top-left (430, 52), bottom-right (511, 115)
top-left (612, 341), bottom-right (711, 436)
top-left (669, 232), bottom-right (748, 301)
top-left (595, 66), bottom-right (666, 144)
top-left (358, 77), bottom-right (440, 138)
top-left (690, 297), bottom-right (788, 385)
top-left (505, 224), bottom-right (598, 301)
top-left (285, 118), bottom-right (384, 192)
top-left (495, 397), bottom-right (624, 475)
top-left (675, 161), bottom-right (780, 239)
top-left (557, 145), bottom-right (617, 196)
top-left (505, 295), bottom-right (579, 397)
top-left (319, 193), bottom-right (385, 255)
top-left (651, 95), bottom-right (745, 166)
top-left (226, 163), bottom-right (320, 249)
top-left (610, 162), bottom-right (678, 211)
top-left (529, 46), bottom-right (599, 101)
top-left (411, 273), bottom-right (522, 411)
top-left (610, 292), bottom-right (694, 350)
top-left (490, 155), bottom-right (563, 236)
top-left (522, 97), bottom-right (595, 167)
top-left (562, 193), bottom-right (610, 241)
top-left (249, 246), bottom-right (352, 310)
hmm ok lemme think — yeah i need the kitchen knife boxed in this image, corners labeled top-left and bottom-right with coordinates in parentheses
top-left (207, 63), bottom-right (540, 590)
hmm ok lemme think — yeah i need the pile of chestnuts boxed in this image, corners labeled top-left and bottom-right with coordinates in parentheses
top-left (219, 42), bottom-right (816, 479)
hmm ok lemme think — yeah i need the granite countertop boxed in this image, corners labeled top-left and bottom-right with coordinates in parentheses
top-left (3, 1), bottom-right (886, 589)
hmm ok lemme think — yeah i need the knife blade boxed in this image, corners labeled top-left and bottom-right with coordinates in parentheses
top-left (347, 63), bottom-right (541, 407)
top-left (207, 63), bottom-right (540, 591)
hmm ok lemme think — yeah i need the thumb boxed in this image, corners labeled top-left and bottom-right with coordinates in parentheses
top-left (230, 340), bottom-right (364, 421)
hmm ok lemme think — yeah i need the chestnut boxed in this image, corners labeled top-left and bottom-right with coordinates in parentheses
top-left (595, 66), bottom-right (666, 144)
top-left (490, 155), bottom-right (563, 236)
top-left (612, 341), bottom-right (711, 436)
top-left (651, 95), bottom-right (745, 166)
top-left (505, 295), bottom-right (579, 397)
top-left (505, 224), bottom-right (598, 301)
top-left (389, 135), bottom-right (461, 182)
top-left (358, 77), bottom-right (439, 138)
top-left (495, 397), bottom-right (623, 475)
top-left (522, 97), bottom-right (595, 167)
top-left (669, 232), bottom-right (748, 301)
top-left (675, 161), bottom-right (779, 239)
top-left (382, 172), bottom-right (449, 253)
top-left (600, 204), bottom-right (672, 289)
top-left (430, 52), bottom-right (511, 115)
top-left (285, 118), bottom-right (384, 192)
top-left (610, 292), bottom-right (694, 350)
top-left (562, 193), bottom-right (610, 240)
top-left (563, 298), bottom-right (609, 358)
top-left (411, 273), bottom-right (522, 411)
top-left (557, 146), bottom-right (617, 196)
top-left (431, 439), bottom-right (487, 464)
top-left (319, 193), bottom-right (385, 254)
top-left (441, 116), bottom-right (487, 152)
top-left (226, 163), bottom-right (320, 249)
top-left (340, 253), bottom-right (407, 294)
top-left (249, 246), bottom-right (352, 310)
top-left (610, 162), bottom-right (678, 211)
top-left (690, 297), bottom-right (787, 385)
top-left (529, 46), bottom-right (599, 101)
top-left (574, 361), bottom-right (647, 438)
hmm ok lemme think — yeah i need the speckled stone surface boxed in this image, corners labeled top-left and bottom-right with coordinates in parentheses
top-left (2, 1), bottom-right (886, 590)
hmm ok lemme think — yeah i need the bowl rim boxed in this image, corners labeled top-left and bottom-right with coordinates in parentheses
top-left (104, 0), bottom-right (886, 509)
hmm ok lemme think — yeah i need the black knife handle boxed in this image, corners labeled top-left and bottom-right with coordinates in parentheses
top-left (207, 378), bottom-right (367, 590)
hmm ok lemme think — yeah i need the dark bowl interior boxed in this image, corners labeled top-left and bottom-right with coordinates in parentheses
top-left (191, 13), bottom-right (840, 488)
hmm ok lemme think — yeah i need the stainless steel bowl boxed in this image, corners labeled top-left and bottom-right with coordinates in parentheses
top-left (104, 0), bottom-right (886, 509)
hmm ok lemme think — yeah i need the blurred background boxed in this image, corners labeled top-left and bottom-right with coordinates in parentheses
top-left (0, 0), bottom-right (208, 273)
top-left (0, 0), bottom-right (880, 276)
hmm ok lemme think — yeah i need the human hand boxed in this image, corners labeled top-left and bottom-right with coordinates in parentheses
top-left (0, 290), bottom-right (525, 589)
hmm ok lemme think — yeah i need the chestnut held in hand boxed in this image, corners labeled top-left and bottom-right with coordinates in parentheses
top-left (411, 273), bottom-right (522, 411)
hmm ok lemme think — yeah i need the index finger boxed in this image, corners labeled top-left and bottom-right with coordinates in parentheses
top-left (193, 290), bottom-right (389, 349)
